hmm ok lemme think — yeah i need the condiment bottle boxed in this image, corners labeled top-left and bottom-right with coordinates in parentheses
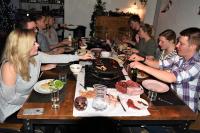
top-left (131, 68), bottom-right (138, 82)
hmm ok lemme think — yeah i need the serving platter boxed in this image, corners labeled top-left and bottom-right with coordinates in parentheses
top-left (142, 79), bottom-right (169, 93)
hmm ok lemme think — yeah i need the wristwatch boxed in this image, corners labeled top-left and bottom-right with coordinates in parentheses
top-left (141, 56), bottom-right (146, 63)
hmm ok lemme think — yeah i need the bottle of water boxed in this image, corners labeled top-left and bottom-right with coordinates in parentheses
top-left (68, 33), bottom-right (72, 46)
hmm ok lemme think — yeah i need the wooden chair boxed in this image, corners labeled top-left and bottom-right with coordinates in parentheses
top-left (0, 123), bottom-right (23, 133)
top-left (189, 113), bottom-right (200, 132)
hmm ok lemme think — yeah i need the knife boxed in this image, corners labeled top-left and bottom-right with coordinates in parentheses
top-left (117, 96), bottom-right (126, 112)
top-left (158, 97), bottom-right (173, 105)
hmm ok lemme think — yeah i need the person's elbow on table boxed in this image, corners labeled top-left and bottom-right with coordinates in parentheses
top-left (79, 53), bottom-right (93, 60)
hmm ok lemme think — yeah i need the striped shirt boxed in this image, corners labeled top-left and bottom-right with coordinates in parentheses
top-left (161, 52), bottom-right (200, 112)
top-left (159, 50), bottom-right (178, 61)
top-left (159, 50), bottom-right (182, 71)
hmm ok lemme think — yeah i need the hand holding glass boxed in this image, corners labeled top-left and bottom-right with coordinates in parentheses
top-left (148, 90), bottom-right (157, 101)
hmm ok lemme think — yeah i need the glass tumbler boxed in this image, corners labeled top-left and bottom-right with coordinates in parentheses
top-left (51, 89), bottom-right (60, 109)
top-left (59, 72), bottom-right (67, 82)
top-left (148, 90), bottom-right (157, 101)
top-left (92, 84), bottom-right (108, 111)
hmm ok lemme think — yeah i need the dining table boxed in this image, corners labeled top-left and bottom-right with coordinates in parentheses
top-left (17, 61), bottom-right (197, 133)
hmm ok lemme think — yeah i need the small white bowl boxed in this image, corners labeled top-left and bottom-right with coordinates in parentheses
top-left (70, 64), bottom-right (82, 74)
top-left (101, 51), bottom-right (111, 58)
top-left (80, 45), bottom-right (87, 49)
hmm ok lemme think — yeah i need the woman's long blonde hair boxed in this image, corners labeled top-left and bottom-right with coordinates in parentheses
top-left (2, 29), bottom-right (36, 81)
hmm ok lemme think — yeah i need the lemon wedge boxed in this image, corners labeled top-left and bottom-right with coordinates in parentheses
top-left (53, 80), bottom-right (64, 89)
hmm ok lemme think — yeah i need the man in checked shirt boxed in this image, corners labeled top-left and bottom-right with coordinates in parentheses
top-left (130, 27), bottom-right (200, 113)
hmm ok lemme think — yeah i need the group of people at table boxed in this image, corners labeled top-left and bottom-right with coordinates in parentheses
top-left (0, 12), bottom-right (199, 133)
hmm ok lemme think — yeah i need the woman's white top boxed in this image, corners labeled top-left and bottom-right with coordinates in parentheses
top-left (0, 52), bottom-right (79, 122)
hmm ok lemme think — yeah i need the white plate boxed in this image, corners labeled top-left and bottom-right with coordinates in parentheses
top-left (142, 79), bottom-right (169, 93)
top-left (34, 79), bottom-right (63, 94)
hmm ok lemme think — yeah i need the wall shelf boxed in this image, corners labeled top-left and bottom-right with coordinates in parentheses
top-left (19, 0), bottom-right (64, 16)
top-left (20, 0), bottom-right (64, 4)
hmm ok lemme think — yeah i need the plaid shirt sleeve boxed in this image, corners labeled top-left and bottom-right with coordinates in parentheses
top-left (171, 53), bottom-right (200, 94)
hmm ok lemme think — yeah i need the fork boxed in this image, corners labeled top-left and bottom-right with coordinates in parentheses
top-left (117, 96), bottom-right (126, 112)
top-left (80, 83), bottom-right (87, 90)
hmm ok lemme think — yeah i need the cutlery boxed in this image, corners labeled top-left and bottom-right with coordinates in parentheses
top-left (117, 96), bottom-right (126, 112)
top-left (158, 97), bottom-right (173, 105)
top-left (39, 71), bottom-right (44, 78)
top-left (137, 101), bottom-right (148, 106)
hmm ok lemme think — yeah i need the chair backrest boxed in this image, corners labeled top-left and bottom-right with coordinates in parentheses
top-left (198, 93), bottom-right (200, 112)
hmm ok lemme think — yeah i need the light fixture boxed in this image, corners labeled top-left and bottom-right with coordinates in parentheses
top-left (124, 0), bottom-right (147, 19)
top-left (132, 0), bottom-right (148, 8)
top-left (139, 0), bottom-right (148, 7)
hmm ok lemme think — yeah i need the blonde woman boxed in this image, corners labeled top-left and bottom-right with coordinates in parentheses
top-left (0, 29), bottom-right (92, 123)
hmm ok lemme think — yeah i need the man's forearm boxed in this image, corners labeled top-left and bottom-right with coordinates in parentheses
top-left (141, 64), bottom-right (176, 83)
top-left (145, 58), bottom-right (160, 69)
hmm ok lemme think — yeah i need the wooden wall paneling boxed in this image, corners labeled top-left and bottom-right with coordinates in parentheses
top-left (95, 16), bottom-right (130, 40)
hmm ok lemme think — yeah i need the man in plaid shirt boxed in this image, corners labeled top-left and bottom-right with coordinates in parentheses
top-left (130, 27), bottom-right (200, 112)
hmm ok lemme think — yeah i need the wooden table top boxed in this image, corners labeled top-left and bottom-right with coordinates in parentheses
top-left (17, 67), bottom-right (197, 122)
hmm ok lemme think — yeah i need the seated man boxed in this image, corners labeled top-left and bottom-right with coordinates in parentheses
top-left (15, 14), bottom-right (65, 55)
top-left (34, 14), bottom-right (67, 54)
top-left (130, 27), bottom-right (200, 112)
top-left (44, 14), bottom-right (71, 50)
top-left (123, 14), bottom-right (141, 45)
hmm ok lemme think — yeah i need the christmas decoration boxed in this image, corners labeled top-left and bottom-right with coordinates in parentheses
top-left (89, 0), bottom-right (134, 37)
top-left (89, 0), bottom-right (106, 37)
